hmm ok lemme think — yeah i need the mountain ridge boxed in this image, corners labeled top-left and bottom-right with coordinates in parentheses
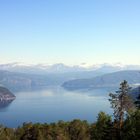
top-left (0, 69), bottom-right (104, 92)
top-left (62, 70), bottom-right (140, 90)
top-left (1, 62), bottom-right (140, 74)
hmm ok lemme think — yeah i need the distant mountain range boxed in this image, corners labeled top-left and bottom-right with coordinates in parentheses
top-left (62, 70), bottom-right (140, 90)
top-left (0, 63), bottom-right (140, 92)
top-left (0, 63), bottom-right (87, 74)
top-left (1, 62), bottom-right (140, 74)
top-left (0, 70), bottom-right (104, 92)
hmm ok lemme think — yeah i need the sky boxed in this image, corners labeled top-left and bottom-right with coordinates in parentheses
top-left (0, 0), bottom-right (140, 66)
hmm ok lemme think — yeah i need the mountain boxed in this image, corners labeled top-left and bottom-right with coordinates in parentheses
top-left (0, 70), bottom-right (58, 91)
top-left (1, 63), bottom-right (140, 92)
top-left (1, 63), bottom-right (140, 75)
top-left (0, 63), bottom-right (87, 74)
top-left (89, 63), bottom-right (140, 73)
top-left (62, 70), bottom-right (140, 90)
top-left (0, 86), bottom-right (15, 101)
top-left (0, 70), bottom-right (105, 92)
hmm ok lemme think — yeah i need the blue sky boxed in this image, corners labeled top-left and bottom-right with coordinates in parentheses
top-left (0, 0), bottom-right (140, 65)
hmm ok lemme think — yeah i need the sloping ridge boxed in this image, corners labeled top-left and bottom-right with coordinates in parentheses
top-left (62, 70), bottom-right (140, 90)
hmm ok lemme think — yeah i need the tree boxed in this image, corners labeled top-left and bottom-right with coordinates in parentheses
top-left (135, 93), bottom-right (140, 109)
top-left (123, 110), bottom-right (140, 140)
top-left (109, 80), bottom-right (134, 138)
top-left (68, 119), bottom-right (90, 140)
top-left (90, 112), bottom-right (113, 140)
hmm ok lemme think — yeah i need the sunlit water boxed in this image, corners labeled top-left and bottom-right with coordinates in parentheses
top-left (0, 87), bottom-right (114, 128)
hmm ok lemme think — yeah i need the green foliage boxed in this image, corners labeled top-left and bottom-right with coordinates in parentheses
top-left (90, 112), bottom-right (114, 140)
top-left (68, 119), bottom-right (90, 140)
top-left (0, 125), bottom-right (15, 140)
top-left (109, 80), bottom-right (134, 128)
top-left (122, 110), bottom-right (140, 140)
top-left (135, 93), bottom-right (140, 109)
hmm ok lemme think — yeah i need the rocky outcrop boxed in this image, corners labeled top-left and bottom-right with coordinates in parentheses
top-left (0, 87), bottom-right (16, 101)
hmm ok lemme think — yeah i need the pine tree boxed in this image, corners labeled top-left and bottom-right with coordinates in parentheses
top-left (135, 92), bottom-right (140, 109)
top-left (109, 80), bottom-right (134, 139)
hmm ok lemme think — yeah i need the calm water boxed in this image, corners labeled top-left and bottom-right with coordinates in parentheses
top-left (0, 87), bottom-right (114, 128)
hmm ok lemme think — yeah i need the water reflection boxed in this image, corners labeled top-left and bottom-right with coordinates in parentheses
top-left (0, 100), bottom-right (14, 109)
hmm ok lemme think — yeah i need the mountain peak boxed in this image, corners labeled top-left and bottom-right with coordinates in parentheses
top-left (0, 63), bottom-right (140, 74)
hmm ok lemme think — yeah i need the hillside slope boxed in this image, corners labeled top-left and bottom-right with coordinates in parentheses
top-left (62, 70), bottom-right (140, 90)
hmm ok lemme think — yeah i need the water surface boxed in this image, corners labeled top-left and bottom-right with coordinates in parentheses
top-left (0, 87), bottom-right (114, 127)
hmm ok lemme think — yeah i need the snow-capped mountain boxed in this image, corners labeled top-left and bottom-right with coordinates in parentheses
top-left (88, 63), bottom-right (140, 73)
top-left (0, 62), bottom-right (140, 74)
top-left (0, 63), bottom-right (87, 74)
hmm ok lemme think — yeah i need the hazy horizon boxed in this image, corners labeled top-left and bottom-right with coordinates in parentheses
top-left (0, 61), bottom-right (140, 67)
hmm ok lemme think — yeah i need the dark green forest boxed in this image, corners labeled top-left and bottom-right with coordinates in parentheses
top-left (0, 81), bottom-right (140, 140)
